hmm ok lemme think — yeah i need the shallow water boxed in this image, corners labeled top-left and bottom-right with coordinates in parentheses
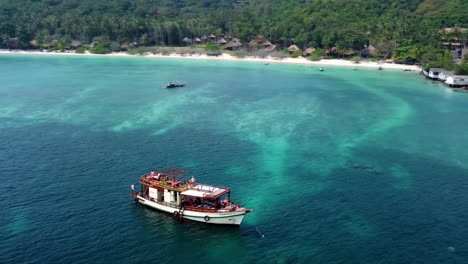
top-left (1, 55), bottom-right (468, 263)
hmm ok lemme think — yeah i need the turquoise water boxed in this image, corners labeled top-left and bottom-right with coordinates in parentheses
top-left (1, 54), bottom-right (468, 263)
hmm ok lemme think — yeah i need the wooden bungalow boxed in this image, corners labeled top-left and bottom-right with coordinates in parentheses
top-left (194, 37), bottom-right (202, 44)
top-left (326, 47), bottom-right (337, 55)
top-left (262, 40), bottom-right (273, 48)
top-left (182, 37), bottom-right (193, 45)
top-left (248, 39), bottom-right (258, 46)
top-left (288, 44), bottom-right (301, 53)
top-left (217, 38), bottom-right (228, 45)
top-left (71, 40), bottom-right (82, 48)
top-left (209, 34), bottom-right (217, 40)
top-left (303, 47), bottom-right (315, 56)
top-left (225, 38), bottom-right (242, 50)
top-left (249, 36), bottom-right (266, 46)
top-left (87, 41), bottom-right (98, 48)
top-left (361, 44), bottom-right (376, 58)
top-left (29, 39), bottom-right (39, 48)
top-left (200, 35), bottom-right (208, 43)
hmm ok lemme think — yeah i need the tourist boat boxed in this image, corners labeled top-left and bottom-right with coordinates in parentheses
top-left (166, 82), bottom-right (186, 88)
top-left (130, 168), bottom-right (253, 225)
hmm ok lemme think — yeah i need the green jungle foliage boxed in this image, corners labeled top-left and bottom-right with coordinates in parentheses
top-left (89, 43), bottom-right (112, 54)
top-left (204, 44), bottom-right (219, 51)
top-left (290, 50), bottom-right (302, 58)
top-left (0, 0), bottom-right (467, 67)
top-left (454, 64), bottom-right (468, 75)
top-left (75, 46), bottom-right (87, 54)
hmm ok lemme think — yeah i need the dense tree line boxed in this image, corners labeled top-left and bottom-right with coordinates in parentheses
top-left (0, 0), bottom-right (467, 67)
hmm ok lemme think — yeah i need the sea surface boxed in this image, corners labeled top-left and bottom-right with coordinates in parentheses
top-left (1, 54), bottom-right (468, 264)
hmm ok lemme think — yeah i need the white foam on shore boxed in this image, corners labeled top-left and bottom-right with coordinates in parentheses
top-left (0, 49), bottom-right (421, 71)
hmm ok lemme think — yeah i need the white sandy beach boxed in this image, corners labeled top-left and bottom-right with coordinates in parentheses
top-left (0, 49), bottom-right (421, 71)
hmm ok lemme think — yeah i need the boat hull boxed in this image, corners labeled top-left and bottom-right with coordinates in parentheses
top-left (136, 195), bottom-right (246, 225)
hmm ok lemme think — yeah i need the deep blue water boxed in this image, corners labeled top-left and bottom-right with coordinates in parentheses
top-left (1, 54), bottom-right (468, 263)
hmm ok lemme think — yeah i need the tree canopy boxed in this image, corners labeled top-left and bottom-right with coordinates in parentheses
top-left (0, 0), bottom-right (467, 66)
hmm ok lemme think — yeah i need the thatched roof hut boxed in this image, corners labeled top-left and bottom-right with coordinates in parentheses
top-left (288, 45), bottom-right (300, 52)
top-left (209, 34), bottom-right (216, 39)
top-left (249, 39), bottom-right (258, 46)
top-left (29, 39), bottom-right (38, 47)
top-left (120, 42), bottom-right (137, 50)
top-left (182, 37), bottom-right (193, 44)
top-left (200, 35), bottom-right (207, 41)
top-left (262, 40), bottom-right (273, 48)
top-left (71, 40), bottom-right (82, 48)
top-left (249, 36), bottom-right (269, 45)
top-left (217, 38), bottom-right (227, 45)
top-left (194, 37), bottom-right (202, 43)
top-left (225, 40), bottom-right (242, 50)
top-left (303, 47), bottom-right (315, 56)
top-left (326, 47), bottom-right (338, 55)
top-left (88, 41), bottom-right (98, 48)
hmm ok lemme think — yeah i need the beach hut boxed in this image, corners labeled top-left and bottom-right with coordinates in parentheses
top-left (71, 40), bottom-right (82, 48)
top-left (29, 39), bottom-right (39, 48)
top-left (326, 47), bottom-right (337, 55)
top-left (262, 40), bottom-right (273, 48)
top-left (194, 37), bottom-right (202, 44)
top-left (248, 39), bottom-right (258, 46)
top-left (303, 47), bottom-right (315, 56)
top-left (88, 41), bottom-right (98, 48)
top-left (249, 36), bottom-right (266, 46)
top-left (288, 44), bottom-right (301, 53)
top-left (225, 39), bottom-right (242, 50)
top-left (209, 34), bottom-right (216, 40)
top-left (217, 38), bottom-right (228, 45)
top-left (182, 37), bottom-right (193, 45)
top-left (200, 35), bottom-right (208, 43)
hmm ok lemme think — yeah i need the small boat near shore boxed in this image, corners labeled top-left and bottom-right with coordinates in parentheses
top-left (130, 168), bottom-right (253, 226)
top-left (166, 82), bottom-right (186, 88)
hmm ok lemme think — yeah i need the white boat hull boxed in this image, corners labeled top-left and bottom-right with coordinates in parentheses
top-left (136, 195), bottom-right (246, 225)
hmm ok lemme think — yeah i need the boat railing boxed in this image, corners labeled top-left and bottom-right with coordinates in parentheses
top-left (182, 202), bottom-right (242, 213)
top-left (140, 176), bottom-right (189, 191)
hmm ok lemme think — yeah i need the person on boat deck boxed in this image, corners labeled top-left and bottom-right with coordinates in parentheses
top-left (222, 197), bottom-right (230, 208)
top-left (150, 170), bottom-right (155, 177)
top-left (155, 172), bottom-right (162, 180)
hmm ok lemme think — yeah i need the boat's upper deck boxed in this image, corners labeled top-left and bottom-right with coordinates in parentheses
top-left (180, 185), bottom-right (229, 198)
top-left (140, 170), bottom-right (230, 199)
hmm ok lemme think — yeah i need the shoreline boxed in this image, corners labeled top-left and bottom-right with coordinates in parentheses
top-left (0, 49), bottom-right (421, 71)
